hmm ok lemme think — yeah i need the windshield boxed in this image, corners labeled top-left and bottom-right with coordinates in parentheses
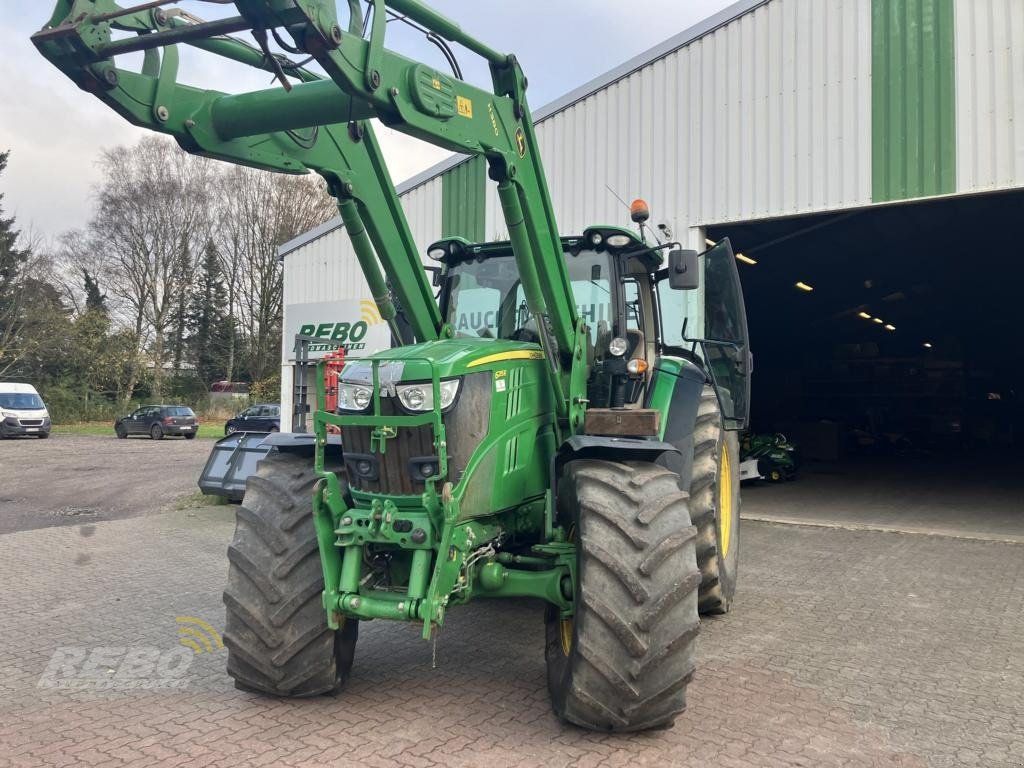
top-left (0, 393), bottom-right (44, 410)
top-left (444, 249), bottom-right (614, 345)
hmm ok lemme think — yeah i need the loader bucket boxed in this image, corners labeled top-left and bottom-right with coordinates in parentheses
top-left (197, 432), bottom-right (274, 501)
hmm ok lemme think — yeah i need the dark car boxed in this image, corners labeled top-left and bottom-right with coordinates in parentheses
top-left (224, 403), bottom-right (281, 435)
top-left (115, 405), bottom-right (199, 440)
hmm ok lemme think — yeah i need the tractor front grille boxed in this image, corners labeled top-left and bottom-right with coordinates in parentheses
top-left (343, 373), bottom-right (491, 496)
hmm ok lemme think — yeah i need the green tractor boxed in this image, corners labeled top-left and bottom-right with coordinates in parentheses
top-left (35, 0), bottom-right (751, 731)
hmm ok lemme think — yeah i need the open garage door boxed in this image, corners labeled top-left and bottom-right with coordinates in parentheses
top-left (708, 189), bottom-right (1024, 541)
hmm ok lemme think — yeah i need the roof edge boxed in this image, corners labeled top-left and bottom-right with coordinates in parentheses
top-left (278, 0), bottom-right (768, 259)
top-left (532, 0), bottom-right (767, 121)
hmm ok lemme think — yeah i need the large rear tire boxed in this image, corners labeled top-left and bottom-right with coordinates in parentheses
top-left (222, 451), bottom-right (358, 696)
top-left (545, 460), bottom-right (701, 732)
top-left (692, 385), bottom-right (741, 615)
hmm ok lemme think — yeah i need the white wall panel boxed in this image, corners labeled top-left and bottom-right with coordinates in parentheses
top-left (955, 0), bottom-right (1024, 193)
top-left (487, 0), bottom-right (873, 240)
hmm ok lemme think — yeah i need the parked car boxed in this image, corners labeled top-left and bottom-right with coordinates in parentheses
top-left (115, 405), bottom-right (199, 440)
top-left (0, 382), bottom-right (51, 439)
top-left (224, 403), bottom-right (281, 435)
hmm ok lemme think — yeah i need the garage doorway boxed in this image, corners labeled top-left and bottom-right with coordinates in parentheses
top-left (708, 189), bottom-right (1024, 540)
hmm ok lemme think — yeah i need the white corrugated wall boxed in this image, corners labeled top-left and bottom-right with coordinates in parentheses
top-left (484, 0), bottom-right (872, 240)
top-left (955, 0), bottom-right (1024, 193)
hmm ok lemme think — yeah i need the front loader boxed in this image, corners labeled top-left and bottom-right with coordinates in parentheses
top-left (34, 0), bottom-right (751, 731)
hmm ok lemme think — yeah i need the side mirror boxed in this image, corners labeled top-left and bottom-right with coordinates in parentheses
top-left (424, 266), bottom-right (442, 287)
top-left (668, 249), bottom-right (699, 290)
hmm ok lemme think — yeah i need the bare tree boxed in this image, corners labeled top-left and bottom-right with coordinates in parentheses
top-left (216, 167), bottom-right (335, 382)
top-left (89, 137), bottom-right (213, 402)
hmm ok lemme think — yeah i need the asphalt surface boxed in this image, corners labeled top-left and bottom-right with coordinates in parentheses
top-left (1, 435), bottom-right (1022, 766)
top-left (0, 433), bottom-right (211, 535)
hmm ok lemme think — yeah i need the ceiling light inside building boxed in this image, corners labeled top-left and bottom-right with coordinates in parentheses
top-left (857, 311), bottom-right (872, 319)
top-left (923, 342), bottom-right (933, 349)
top-left (884, 324), bottom-right (896, 331)
top-left (872, 317), bottom-right (884, 324)
top-left (795, 281), bottom-right (813, 292)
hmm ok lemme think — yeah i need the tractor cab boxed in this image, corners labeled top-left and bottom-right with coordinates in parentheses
top-left (431, 226), bottom-right (750, 425)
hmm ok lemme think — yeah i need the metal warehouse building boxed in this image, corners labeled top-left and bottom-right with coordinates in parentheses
top-left (278, 0), bottom-right (1024, 524)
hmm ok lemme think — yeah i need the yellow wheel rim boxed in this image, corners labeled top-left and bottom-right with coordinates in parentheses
top-left (560, 525), bottom-right (576, 655)
top-left (719, 446), bottom-right (733, 558)
top-left (559, 618), bottom-right (573, 656)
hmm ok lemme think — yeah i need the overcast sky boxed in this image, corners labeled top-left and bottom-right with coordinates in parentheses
top-left (1, 1), bottom-right (735, 239)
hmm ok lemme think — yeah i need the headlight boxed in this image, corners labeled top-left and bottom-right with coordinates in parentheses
top-left (608, 337), bottom-right (629, 357)
top-left (337, 383), bottom-right (372, 411)
top-left (606, 234), bottom-right (632, 248)
top-left (396, 379), bottom-right (460, 412)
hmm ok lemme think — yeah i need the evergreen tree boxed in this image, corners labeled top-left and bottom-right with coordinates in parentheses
top-left (0, 149), bottom-right (42, 377)
top-left (82, 269), bottom-right (107, 313)
top-left (186, 240), bottom-right (232, 384)
top-left (0, 151), bottom-right (28, 295)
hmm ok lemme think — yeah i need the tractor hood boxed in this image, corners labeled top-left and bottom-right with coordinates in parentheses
top-left (340, 338), bottom-right (544, 384)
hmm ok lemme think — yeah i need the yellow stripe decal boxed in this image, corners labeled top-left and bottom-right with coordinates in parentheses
top-left (466, 350), bottom-right (545, 368)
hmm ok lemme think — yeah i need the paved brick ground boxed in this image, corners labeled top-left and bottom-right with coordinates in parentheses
top-left (1, 510), bottom-right (1021, 768)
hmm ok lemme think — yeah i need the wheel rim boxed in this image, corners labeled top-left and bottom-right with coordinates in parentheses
top-left (719, 446), bottom-right (733, 558)
top-left (559, 618), bottom-right (573, 656)
top-left (560, 525), bottom-right (576, 656)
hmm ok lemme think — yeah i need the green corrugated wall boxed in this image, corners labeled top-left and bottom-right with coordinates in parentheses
top-left (871, 0), bottom-right (956, 202)
top-left (440, 156), bottom-right (486, 242)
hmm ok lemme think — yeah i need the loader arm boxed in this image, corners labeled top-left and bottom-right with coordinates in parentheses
top-left (33, 0), bottom-right (442, 345)
top-left (34, 0), bottom-right (589, 432)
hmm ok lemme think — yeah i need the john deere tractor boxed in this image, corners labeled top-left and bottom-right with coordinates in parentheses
top-left (35, 0), bottom-right (750, 731)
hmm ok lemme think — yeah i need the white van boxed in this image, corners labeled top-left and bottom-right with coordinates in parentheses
top-left (0, 383), bottom-right (51, 438)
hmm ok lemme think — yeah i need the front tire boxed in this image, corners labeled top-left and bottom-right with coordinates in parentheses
top-left (546, 460), bottom-right (701, 732)
top-left (222, 451), bottom-right (357, 696)
top-left (115, 425), bottom-right (127, 439)
top-left (692, 385), bottom-right (741, 615)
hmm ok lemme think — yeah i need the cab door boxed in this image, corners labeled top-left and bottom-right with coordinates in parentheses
top-left (701, 239), bottom-right (751, 429)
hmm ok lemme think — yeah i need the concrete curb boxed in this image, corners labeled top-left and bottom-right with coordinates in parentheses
top-left (742, 513), bottom-right (1024, 545)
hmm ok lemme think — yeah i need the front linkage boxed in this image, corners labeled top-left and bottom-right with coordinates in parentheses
top-left (310, 356), bottom-right (575, 638)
